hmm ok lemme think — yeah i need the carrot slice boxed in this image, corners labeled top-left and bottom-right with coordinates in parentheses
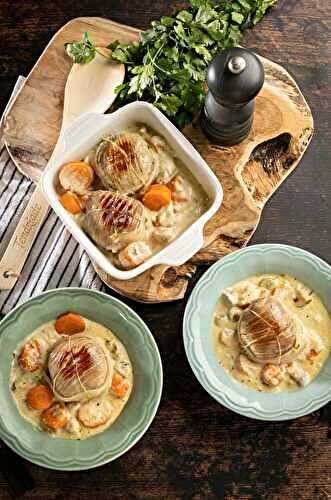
top-left (59, 161), bottom-right (94, 194)
top-left (27, 384), bottom-right (54, 410)
top-left (111, 372), bottom-right (129, 398)
top-left (41, 403), bottom-right (69, 430)
top-left (59, 191), bottom-right (81, 214)
top-left (114, 382), bottom-right (129, 398)
top-left (142, 184), bottom-right (172, 211)
top-left (55, 312), bottom-right (86, 335)
top-left (111, 372), bottom-right (124, 389)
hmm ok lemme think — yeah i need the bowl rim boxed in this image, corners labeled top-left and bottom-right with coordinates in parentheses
top-left (0, 287), bottom-right (163, 470)
top-left (41, 102), bottom-right (223, 280)
top-left (183, 243), bottom-right (331, 421)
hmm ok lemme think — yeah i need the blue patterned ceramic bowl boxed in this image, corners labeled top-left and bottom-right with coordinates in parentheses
top-left (183, 244), bottom-right (331, 421)
top-left (0, 288), bottom-right (163, 470)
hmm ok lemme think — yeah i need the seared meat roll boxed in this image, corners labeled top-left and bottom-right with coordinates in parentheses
top-left (95, 132), bottom-right (159, 194)
top-left (238, 297), bottom-right (304, 364)
top-left (83, 191), bottom-right (152, 252)
top-left (48, 334), bottom-right (113, 402)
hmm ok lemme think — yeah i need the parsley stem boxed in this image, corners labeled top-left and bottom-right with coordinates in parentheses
top-left (153, 61), bottom-right (171, 75)
top-left (95, 48), bottom-right (109, 59)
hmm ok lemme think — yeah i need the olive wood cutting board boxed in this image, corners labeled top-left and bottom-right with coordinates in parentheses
top-left (3, 17), bottom-right (314, 303)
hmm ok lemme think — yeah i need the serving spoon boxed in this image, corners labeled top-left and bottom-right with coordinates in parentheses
top-left (0, 49), bottom-right (125, 290)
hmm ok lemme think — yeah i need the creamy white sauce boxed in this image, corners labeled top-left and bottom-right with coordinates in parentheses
top-left (10, 318), bottom-right (133, 440)
top-left (212, 274), bottom-right (331, 393)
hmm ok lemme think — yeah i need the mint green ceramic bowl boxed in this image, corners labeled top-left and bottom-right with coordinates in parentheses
top-left (0, 288), bottom-right (163, 470)
top-left (183, 244), bottom-right (331, 421)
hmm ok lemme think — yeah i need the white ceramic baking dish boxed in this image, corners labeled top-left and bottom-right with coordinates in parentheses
top-left (41, 102), bottom-right (223, 280)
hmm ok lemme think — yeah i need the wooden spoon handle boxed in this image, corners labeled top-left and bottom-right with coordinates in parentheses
top-left (0, 127), bottom-right (66, 291)
top-left (0, 185), bottom-right (49, 290)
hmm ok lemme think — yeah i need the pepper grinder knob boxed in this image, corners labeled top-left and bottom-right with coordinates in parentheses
top-left (200, 47), bottom-right (265, 146)
top-left (228, 56), bottom-right (246, 74)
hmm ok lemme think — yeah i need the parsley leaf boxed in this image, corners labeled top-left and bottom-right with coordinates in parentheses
top-left (65, 32), bottom-right (96, 64)
top-left (231, 12), bottom-right (245, 24)
top-left (154, 94), bottom-right (182, 116)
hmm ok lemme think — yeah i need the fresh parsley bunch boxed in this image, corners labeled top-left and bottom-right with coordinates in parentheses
top-left (65, 32), bottom-right (96, 64)
top-left (65, 0), bottom-right (276, 128)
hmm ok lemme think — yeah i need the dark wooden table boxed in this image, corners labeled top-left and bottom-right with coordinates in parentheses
top-left (0, 1), bottom-right (330, 499)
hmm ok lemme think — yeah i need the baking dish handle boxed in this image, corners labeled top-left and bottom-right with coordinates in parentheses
top-left (159, 228), bottom-right (204, 267)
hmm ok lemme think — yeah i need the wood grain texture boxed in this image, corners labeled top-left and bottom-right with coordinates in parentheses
top-left (3, 17), bottom-right (139, 182)
top-left (2, 18), bottom-right (313, 302)
top-left (0, 1), bottom-right (330, 499)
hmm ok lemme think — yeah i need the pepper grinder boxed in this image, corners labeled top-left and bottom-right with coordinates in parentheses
top-left (200, 47), bottom-right (265, 146)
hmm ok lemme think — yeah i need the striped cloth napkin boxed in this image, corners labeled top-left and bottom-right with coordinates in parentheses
top-left (0, 77), bottom-right (104, 315)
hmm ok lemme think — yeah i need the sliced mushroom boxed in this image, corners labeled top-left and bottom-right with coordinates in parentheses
top-left (287, 362), bottom-right (310, 386)
top-left (259, 276), bottom-right (296, 301)
top-left (66, 417), bottom-right (81, 434)
top-left (167, 175), bottom-right (191, 202)
top-left (259, 276), bottom-right (281, 290)
top-left (153, 142), bottom-right (178, 184)
top-left (156, 203), bottom-right (176, 227)
top-left (153, 227), bottom-right (174, 243)
top-left (219, 328), bottom-right (237, 347)
top-left (223, 283), bottom-right (261, 308)
top-left (293, 283), bottom-right (313, 308)
top-left (297, 330), bottom-right (324, 362)
top-left (235, 354), bottom-right (260, 376)
top-left (223, 288), bottom-right (239, 306)
top-left (228, 306), bottom-right (242, 322)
